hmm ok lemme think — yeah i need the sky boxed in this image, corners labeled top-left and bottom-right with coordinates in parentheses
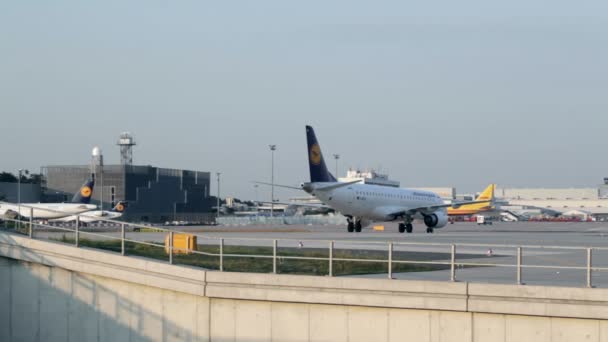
top-left (1, 1), bottom-right (607, 201)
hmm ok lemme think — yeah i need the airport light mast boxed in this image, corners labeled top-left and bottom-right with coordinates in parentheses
top-left (92, 147), bottom-right (103, 212)
top-left (269, 144), bottom-right (277, 217)
top-left (333, 154), bottom-right (340, 178)
top-left (254, 184), bottom-right (259, 216)
top-left (216, 172), bottom-right (221, 221)
top-left (17, 169), bottom-right (27, 228)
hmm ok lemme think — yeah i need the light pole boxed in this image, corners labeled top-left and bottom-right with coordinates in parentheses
top-left (254, 184), bottom-right (259, 216)
top-left (216, 172), bottom-right (221, 221)
top-left (333, 154), bottom-right (340, 177)
top-left (92, 147), bottom-right (103, 212)
top-left (17, 169), bottom-right (22, 226)
top-left (17, 169), bottom-right (28, 228)
top-left (269, 145), bottom-right (276, 217)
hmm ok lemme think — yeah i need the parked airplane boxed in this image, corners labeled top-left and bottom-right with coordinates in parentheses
top-left (259, 126), bottom-right (490, 233)
top-left (51, 201), bottom-right (128, 223)
top-left (447, 184), bottom-right (496, 216)
top-left (0, 178), bottom-right (97, 219)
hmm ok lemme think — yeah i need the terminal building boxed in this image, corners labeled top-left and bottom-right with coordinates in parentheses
top-left (42, 165), bottom-right (215, 223)
top-left (496, 180), bottom-right (608, 221)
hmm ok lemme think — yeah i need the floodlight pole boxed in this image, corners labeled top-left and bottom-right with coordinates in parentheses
top-left (254, 184), bottom-right (259, 217)
top-left (269, 145), bottom-right (276, 217)
top-left (333, 154), bottom-right (340, 177)
top-left (216, 172), bottom-right (221, 221)
top-left (17, 169), bottom-right (22, 228)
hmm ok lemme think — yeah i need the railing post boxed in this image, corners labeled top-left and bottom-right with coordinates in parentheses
top-left (28, 208), bottom-right (33, 238)
top-left (450, 244), bottom-right (456, 282)
top-left (169, 231), bottom-right (174, 265)
top-left (273, 239), bottom-right (277, 274)
top-left (121, 223), bottom-right (126, 256)
top-left (388, 242), bottom-right (393, 279)
top-left (219, 238), bottom-right (224, 272)
top-left (328, 241), bottom-right (334, 277)
top-left (75, 216), bottom-right (80, 247)
top-left (517, 247), bottom-right (522, 285)
top-left (587, 248), bottom-right (593, 288)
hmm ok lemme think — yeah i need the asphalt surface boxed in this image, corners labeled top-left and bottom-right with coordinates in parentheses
top-left (29, 221), bottom-right (608, 288)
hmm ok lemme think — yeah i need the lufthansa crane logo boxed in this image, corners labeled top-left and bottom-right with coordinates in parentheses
top-left (116, 203), bottom-right (125, 212)
top-left (310, 144), bottom-right (322, 165)
top-left (80, 186), bottom-right (92, 197)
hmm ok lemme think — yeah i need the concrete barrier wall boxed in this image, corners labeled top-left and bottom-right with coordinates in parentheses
top-left (1, 232), bottom-right (608, 342)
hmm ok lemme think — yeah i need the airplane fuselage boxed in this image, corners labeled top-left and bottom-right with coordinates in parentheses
top-left (0, 203), bottom-right (97, 219)
top-left (305, 182), bottom-right (447, 224)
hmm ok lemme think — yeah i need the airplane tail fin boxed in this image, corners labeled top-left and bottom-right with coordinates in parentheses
top-left (111, 201), bottom-right (128, 213)
top-left (475, 184), bottom-right (495, 202)
top-left (71, 178), bottom-right (95, 204)
top-left (306, 126), bottom-right (337, 183)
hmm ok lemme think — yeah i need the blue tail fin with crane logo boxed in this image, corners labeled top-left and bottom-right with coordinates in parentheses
top-left (71, 178), bottom-right (95, 204)
top-left (306, 126), bottom-right (337, 183)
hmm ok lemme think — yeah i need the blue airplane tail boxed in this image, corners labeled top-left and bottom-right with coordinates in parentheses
top-left (71, 178), bottom-right (95, 204)
top-left (306, 126), bottom-right (337, 183)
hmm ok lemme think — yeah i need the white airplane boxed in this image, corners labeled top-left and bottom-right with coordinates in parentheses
top-left (51, 201), bottom-right (128, 223)
top-left (261, 126), bottom-right (489, 233)
top-left (0, 178), bottom-right (97, 220)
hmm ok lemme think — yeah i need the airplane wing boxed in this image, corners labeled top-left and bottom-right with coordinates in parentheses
top-left (387, 200), bottom-right (492, 218)
top-left (423, 199), bottom-right (492, 211)
top-left (253, 182), bottom-right (302, 190)
top-left (258, 201), bottom-right (329, 208)
top-left (253, 180), bottom-right (360, 191)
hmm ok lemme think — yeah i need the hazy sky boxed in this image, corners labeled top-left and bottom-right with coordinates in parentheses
top-left (1, 1), bottom-right (607, 201)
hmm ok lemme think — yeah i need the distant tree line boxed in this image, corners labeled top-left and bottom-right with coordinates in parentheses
top-left (0, 171), bottom-right (43, 184)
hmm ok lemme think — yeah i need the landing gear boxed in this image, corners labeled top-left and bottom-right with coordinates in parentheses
top-left (399, 216), bottom-right (414, 233)
top-left (346, 217), bottom-right (362, 233)
top-left (426, 227), bottom-right (434, 234)
top-left (354, 220), bottom-right (362, 233)
top-left (405, 224), bottom-right (413, 233)
top-left (347, 219), bottom-right (354, 233)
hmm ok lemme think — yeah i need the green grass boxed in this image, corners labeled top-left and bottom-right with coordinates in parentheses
top-left (1, 220), bottom-right (31, 235)
top-left (50, 236), bottom-right (477, 276)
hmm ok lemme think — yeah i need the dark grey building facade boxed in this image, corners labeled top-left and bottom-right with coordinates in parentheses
top-left (42, 165), bottom-right (215, 223)
top-left (0, 183), bottom-right (41, 203)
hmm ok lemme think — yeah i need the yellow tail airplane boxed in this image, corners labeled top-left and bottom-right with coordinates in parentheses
top-left (447, 184), bottom-right (495, 216)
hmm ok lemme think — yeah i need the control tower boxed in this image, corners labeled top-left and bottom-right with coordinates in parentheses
top-left (117, 132), bottom-right (136, 166)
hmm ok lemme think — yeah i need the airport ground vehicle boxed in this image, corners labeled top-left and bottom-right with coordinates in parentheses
top-left (476, 215), bottom-right (493, 225)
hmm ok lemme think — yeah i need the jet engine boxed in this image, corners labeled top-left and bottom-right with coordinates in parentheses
top-left (423, 212), bottom-right (449, 229)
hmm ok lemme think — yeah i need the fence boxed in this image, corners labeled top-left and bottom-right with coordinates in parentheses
top-left (0, 202), bottom-right (605, 288)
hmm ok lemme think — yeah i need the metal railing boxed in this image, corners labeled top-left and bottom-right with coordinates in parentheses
top-left (0, 202), bottom-right (606, 288)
